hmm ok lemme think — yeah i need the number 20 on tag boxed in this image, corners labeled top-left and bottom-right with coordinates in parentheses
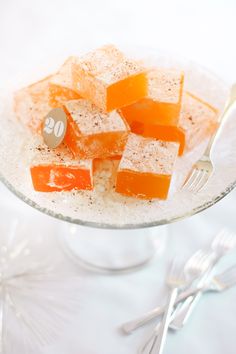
top-left (42, 108), bottom-right (67, 148)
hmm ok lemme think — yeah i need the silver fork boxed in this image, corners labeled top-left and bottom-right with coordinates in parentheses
top-left (122, 250), bottom-right (212, 335)
top-left (139, 263), bottom-right (236, 354)
top-left (147, 259), bottom-right (185, 354)
top-left (169, 229), bottom-right (236, 329)
top-left (212, 229), bottom-right (236, 256)
top-left (182, 83), bottom-right (236, 192)
top-left (139, 250), bottom-right (212, 354)
top-left (183, 250), bottom-right (214, 283)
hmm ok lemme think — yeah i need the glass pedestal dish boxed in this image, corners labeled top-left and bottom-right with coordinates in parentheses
top-left (0, 48), bottom-right (235, 273)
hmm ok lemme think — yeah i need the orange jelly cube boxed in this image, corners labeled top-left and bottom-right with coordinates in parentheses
top-left (30, 141), bottom-right (93, 192)
top-left (64, 99), bottom-right (129, 159)
top-left (121, 89), bottom-right (218, 156)
top-left (49, 57), bottom-right (81, 107)
top-left (14, 75), bottom-right (53, 132)
top-left (72, 45), bottom-right (148, 112)
top-left (121, 68), bottom-right (184, 127)
top-left (115, 134), bottom-right (179, 200)
top-left (178, 92), bottom-right (218, 153)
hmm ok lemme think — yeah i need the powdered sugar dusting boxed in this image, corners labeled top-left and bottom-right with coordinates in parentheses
top-left (75, 45), bottom-right (125, 77)
top-left (119, 134), bottom-right (179, 175)
top-left (148, 68), bottom-right (183, 103)
top-left (180, 91), bottom-right (218, 151)
top-left (74, 44), bottom-right (146, 85)
top-left (98, 59), bottom-right (146, 85)
top-left (47, 170), bottom-right (76, 189)
top-left (30, 136), bottom-right (92, 169)
top-left (14, 76), bottom-right (52, 131)
top-left (50, 57), bottom-right (78, 90)
top-left (64, 99), bottom-right (127, 135)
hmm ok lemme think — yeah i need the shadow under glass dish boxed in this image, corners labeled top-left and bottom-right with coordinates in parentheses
top-left (0, 47), bottom-right (236, 272)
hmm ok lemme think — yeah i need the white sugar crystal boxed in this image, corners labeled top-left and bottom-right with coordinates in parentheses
top-left (97, 59), bottom-right (146, 85)
top-left (30, 136), bottom-right (92, 170)
top-left (65, 99), bottom-right (127, 135)
top-left (75, 45), bottom-right (125, 77)
top-left (75, 44), bottom-right (146, 85)
top-left (50, 57), bottom-right (78, 90)
top-left (119, 134), bottom-right (179, 175)
top-left (148, 68), bottom-right (183, 104)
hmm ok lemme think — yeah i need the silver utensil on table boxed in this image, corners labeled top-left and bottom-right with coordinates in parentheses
top-left (139, 250), bottom-right (213, 354)
top-left (169, 229), bottom-right (236, 330)
top-left (122, 250), bottom-right (213, 334)
top-left (138, 263), bottom-right (236, 354)
top-left (145, 259), bottom-right (185, 354)
top-left (122, 229), bottom-right (235, 335)
top-left (182, 83), bottom-right (236, 193)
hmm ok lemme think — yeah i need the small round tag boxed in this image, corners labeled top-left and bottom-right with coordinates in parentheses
top-left (42, 108), bottom-right (67, 148)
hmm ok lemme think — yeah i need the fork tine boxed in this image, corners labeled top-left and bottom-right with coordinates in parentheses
top-left (195, 251), bottom-right (210, 270)
top-left (187, 250), bottom-right (209, 269)
top-left (212, 229), bottom-right (236, 255)
top-left (192, 170), bottom-right (209, 193)
top-left (201, 251), bottom-right (214, 268)
top-left (219, 231), bottom-right (234, 248)
top-left (195, 172), bottom-right (211, 192)
top-left (183, 169), bottom-right (200, 191)
top-left (211, 229), bottom-right (228, 248)
top-left (187, 170), bottom-right (203, 192)
top-left (182, 169), bottom-right (196, 189)
top-left (190, 170), bottom-right (207, 193)
top-left (196, 251), bottom-right (211, 267)
top-left (184, 250), bottom-right (212, 280)
top-left (215, 265), bottom-right (236, 285)
top-left (185, 250), bottom-right (203, 267)
top-left (168, 258), bottom-right (185, 284)
top-left (214, 231), bottom-right (229, 250)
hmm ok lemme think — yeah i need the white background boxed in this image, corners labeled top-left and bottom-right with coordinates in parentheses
top-left (0, 0), bottom-right (236, 353)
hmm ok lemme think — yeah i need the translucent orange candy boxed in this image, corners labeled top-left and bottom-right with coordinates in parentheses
top-left (120, 69), bottom-right (185, 151)
top-left (72, 45), bottom-right (148, 112)
top-left (64, 99), bottom-right (130, 159)
top-left (14, 75), bottom-right (53, 132)
top-left (178, 92), bottom-right (218, 153)
top-left (121, 80), bottom-right (218, 156)
top-left (49, 57), bottom-right (81, 107)
top-left (30, 141), bottom-right (93, 192)
top-left (14, 58), bottom-right (81, 132)
top-left (115, 134), bottom-right (179, 200)
top-left (121, 68), bottom-right (184, 125)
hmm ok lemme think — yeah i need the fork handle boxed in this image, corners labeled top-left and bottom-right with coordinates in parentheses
top-left (121, 286), bottom-right (206, 334)
top-left (204, 94), bottom-right (234, 157)
top-left (169, 290), bottom-right (203, 330)
top-left (139, 305), bottom-right (181, 354)
top-left (169, 254), bottom-right (220, 330)
top-left (150, 288), bottom-right (178, 354)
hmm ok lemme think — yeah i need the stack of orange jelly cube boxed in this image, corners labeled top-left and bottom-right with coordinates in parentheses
top-left (14, 45), bottom-right (218, 199)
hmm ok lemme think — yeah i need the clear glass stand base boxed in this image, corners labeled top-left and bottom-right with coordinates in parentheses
top-left (60, 224), bottom-right (168, 274)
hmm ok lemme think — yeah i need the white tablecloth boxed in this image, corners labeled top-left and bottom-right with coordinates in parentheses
top-left (0, 1), bottom-right (236, 353)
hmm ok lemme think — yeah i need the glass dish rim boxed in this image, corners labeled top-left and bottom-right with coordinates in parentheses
top-left (0, 170), bottom-right (235, 229)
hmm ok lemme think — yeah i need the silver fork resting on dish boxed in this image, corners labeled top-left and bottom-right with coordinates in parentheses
top-left (122, 229), bottom-right (236, 334)
top-left (182, 83), bottom-right (236, 192)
